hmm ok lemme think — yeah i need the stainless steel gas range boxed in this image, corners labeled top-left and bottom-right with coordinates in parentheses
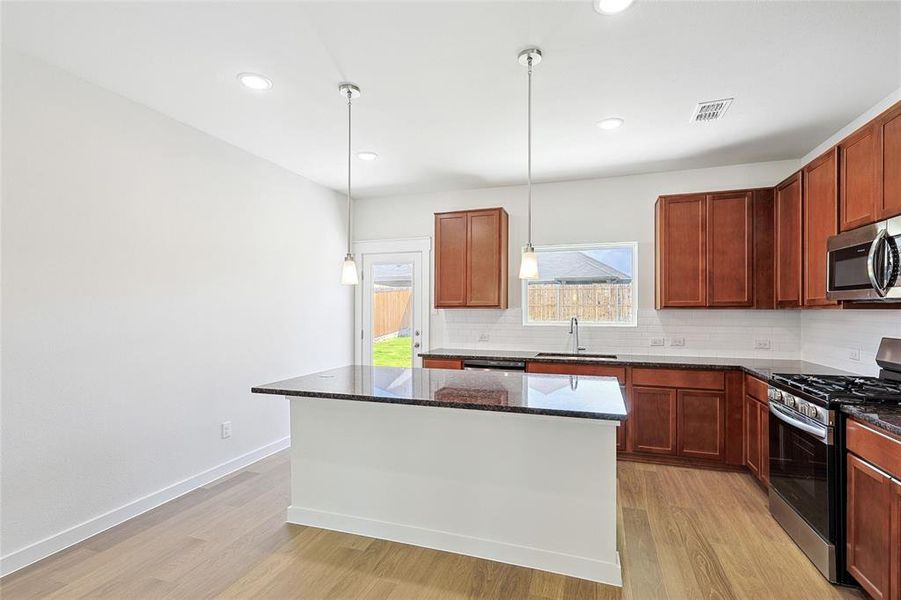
top-left (766, 338), bottom-right (901, 584)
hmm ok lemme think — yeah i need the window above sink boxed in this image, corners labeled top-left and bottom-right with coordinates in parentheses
top-left (522, 242), bottom-right (638, 327)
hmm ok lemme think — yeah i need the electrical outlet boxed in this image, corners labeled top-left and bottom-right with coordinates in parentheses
top-left (221, 421), bottom-right (232, 439)
top-left (650, 337), bottom-right (665, 347)
top-left (754, 339), bottom-right (772, 350)
top-left (670, 337), bottom-right (685, 347)
top-left (849, 348), bottom-right (860, 361)
top-left (478, 333), bottom-right (490, 342)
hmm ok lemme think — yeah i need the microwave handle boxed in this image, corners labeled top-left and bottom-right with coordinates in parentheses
top-left (867, 229), bottom-right (890, 297)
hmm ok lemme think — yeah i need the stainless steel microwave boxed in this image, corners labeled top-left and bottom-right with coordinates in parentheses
top-left (827, 216), bottom-right (901, 301)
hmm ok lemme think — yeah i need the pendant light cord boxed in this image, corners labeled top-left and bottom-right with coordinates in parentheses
top-left (346, 89), bottom-right (353, 256)
top-left (527, 56), bottom-right (532, 247)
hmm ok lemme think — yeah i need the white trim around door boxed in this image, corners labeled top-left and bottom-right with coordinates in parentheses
top-left (353, 237), bottom-right (431, 366)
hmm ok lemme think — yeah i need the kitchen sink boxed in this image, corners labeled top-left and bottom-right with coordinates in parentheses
top-left (534, 352), bottom-right (618, 360)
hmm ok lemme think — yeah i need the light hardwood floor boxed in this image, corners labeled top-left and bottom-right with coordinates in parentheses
top-left (1, 452), bottom-right (863, 599)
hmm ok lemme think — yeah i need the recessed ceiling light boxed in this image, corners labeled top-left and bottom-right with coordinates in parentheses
top-left (597, 117), bottom-right (624, 130)
top-left (594, 0), bottom-right (635, 15)
top-left (237, 72), bottom-right (272, 91)
top-left (356, 151), bottom-right (378, 161)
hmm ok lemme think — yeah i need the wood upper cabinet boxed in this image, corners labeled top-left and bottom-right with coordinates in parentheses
top-left (847, 453), bottom-right (893, 600)
top-left (656, 189), bottom-right (772, 309)
top-left (434, 208), bottom-right (508, 309)
top-left (631, 386), bottom-right (677, 455)
top-left (775, 172), bottom-right (803, 308)
top-left (881, 103), bottom-right (901, 220)
top-left (840, 121), bottom-right (881, 232)
top-left (707, 192), bottom-right (754, 307)
top-left (676, 390), bottom-right (725, 461)
top-left (803, 149), bottom-right (839, 307)
top-left (656, 194), bottom-right (707, 308)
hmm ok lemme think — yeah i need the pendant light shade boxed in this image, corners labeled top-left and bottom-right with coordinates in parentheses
top-left (518, 48), bottom-right (541, 280)
top-left (341, 253), bottom-right (359, 285)
top-left (339, 83), bottom-right (361, 286)
top-left (519, 244), bottom-right (539, 280)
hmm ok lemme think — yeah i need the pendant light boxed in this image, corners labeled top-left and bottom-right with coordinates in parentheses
top-left (518, 48), bottom-right (541, 280)
top-left (339, 83), bottom-right (361, 285)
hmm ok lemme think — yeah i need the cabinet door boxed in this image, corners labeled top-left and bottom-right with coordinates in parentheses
top-left (745, 396), bottom-right (761, 478)
top-left (891, 478), bottom-right (900, 600)
top-left (840, 122), bottom-right (881, 232)
top-left (707, 192), bottom-right (754, 307)
top-left (847, 453), bottom-right (892, 600)
top-left (656, 195), bottom-right (707, 307)
top-left (803, 149), bottom-right (839, 307)
top-left (775, 172), bottom-right (803, 308)
top-left (435, 213), bottom-right (468, 307)
top-left (760, 405), bottom-right (770, 486)
top-left (881, 104), bottom-right (901, 220)
top-left (677, 390), bottom-right (725, 461)
top-left (631, 386), bottom-right (677, 455)
top-left (466, 209), bottom-right (507, 307)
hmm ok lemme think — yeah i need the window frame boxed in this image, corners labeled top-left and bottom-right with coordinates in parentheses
top-left (520, 241), bottom-right (639, 328)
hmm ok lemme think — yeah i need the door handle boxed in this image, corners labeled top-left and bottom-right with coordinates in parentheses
top-left (867, 229), bottom-right (889, 297)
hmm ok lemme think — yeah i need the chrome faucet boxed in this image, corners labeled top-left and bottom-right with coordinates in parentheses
top-left (569, 317), bottom-right (586, 354)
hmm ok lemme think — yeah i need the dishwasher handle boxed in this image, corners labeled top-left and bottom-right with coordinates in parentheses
top-left (462, 359), bottom-right (526, 371)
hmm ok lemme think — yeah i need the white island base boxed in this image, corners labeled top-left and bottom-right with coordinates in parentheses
top-left (286, 395), bottom-right (622, 586)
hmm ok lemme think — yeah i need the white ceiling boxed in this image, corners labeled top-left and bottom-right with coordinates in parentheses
top-left (3, 1), bottom-right (900, 198)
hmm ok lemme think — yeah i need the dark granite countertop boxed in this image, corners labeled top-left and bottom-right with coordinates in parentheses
top-left (841, 404), bottom-right (901, 437)
top-left (420, 347), bottom-right (855, 381)
top-left (252, 365), bottom-right (627, 421)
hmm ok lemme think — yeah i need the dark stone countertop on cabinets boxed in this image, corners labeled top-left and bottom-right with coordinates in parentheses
top-left (252, 365), bottom-right (627, 422)
top-left (419, 347), bottom-right (855, 381)
top-left (841, 404), bottom-right (901, 438)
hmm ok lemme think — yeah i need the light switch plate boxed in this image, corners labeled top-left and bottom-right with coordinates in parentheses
top-left (670, 337), bottom-right (685, 347)
top-left (754, 339), bottom-right (771, 350)
top-left (849, 348), bottom-right (860, 361)
top-left (478, 333), bottom-right (490, 342)
top-left (650, 337), bottom-right (665, 347)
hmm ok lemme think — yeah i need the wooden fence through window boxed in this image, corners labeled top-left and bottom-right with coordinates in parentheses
top-left (527, 283), bottom-right (632, 323)
top-left (373, 288), bottom-right (413, 338)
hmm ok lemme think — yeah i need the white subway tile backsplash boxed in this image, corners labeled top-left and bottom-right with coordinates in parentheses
top-left (800, 310), bottom-right (901, 376)
top-left (430, 308), bottom-right (803, 359)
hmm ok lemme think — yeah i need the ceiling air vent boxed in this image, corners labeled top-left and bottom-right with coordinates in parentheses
top-left (690, 98), bottom-right (733, 123)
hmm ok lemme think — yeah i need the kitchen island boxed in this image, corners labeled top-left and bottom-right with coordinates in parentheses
top-left (252, 365), bottom-right (627, 586)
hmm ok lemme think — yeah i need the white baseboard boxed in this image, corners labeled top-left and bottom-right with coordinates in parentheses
top-left (0, 436), bottom-right (290, 577)
top-left (287, 505), bottom-right (623, 587)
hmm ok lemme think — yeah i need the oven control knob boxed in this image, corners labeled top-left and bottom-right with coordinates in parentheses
top-left (783, 394), bottom-right (795, 408)
top-left (769, 388), bottom-right (783, 402)
top-left (802, 405), bottom-right (819, 419)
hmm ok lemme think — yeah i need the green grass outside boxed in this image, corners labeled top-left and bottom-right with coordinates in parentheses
top-left (373, 336), bottom-right (413, 368)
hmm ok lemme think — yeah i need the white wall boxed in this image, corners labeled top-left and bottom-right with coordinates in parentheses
top-left (0, 51), bottom-right (353, 573)
top-left (355, 160), bottom-right (803, 358)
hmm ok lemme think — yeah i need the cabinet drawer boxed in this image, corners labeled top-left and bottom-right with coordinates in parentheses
top-left (422, 358), bottom-right (463, 370)
top-left (526, 362), bottom-right (626, 384)
top-left (745, 374), bottom-right (769, 403)
top-left (632, 368), bottom-right (724, 390)
top-left (847, 419), bottom-right (901, 477)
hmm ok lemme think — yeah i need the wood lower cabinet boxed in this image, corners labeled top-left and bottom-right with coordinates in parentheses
top-left (434, 208), bottom-right (508, 309)
top-left (840, 121), bottom-right (881, 232)
top-left (775, 171), bottom-right (803, 308)
top-left (631, 386), bottom-right (677, 455)
top-left (422, 358), bottom-right (463, 370)
top-left (744, 393), bottom-right (769, 487)
top-left (803, 149), bottom-right (839, 307)
top-left (847, 453), bottom-right (894, 600)
top-left (846, 418), bottom-right (901, 600)
top-left (677, 390), bottom-right (725, 461)
top-left (656, 194), bottom-right (707, 308)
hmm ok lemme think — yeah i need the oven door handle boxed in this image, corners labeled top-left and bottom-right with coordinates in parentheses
top-left (769, 402), bottom-right (833, 445)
